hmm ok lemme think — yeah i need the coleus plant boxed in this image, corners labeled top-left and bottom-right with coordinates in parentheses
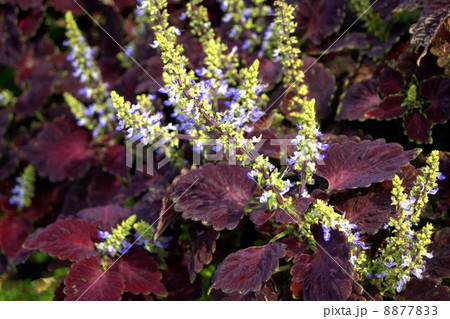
top-left (0, 0), bottom-right (449, 301)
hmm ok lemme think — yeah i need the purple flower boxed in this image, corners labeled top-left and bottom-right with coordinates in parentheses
top-left (195, 67), bottom-right (207, 77)
top-left (301, 189), bottom-right (308, 198)
top-left (155, 236), bottom-right (172, 249)
top-left (107, 245), bottom-right (115, 257)
top-left (98, 230), bottom-right (111, 239)
top-left (315, 153), bottom-right (326, 161)
top-left (428, 187), bottom-right (439, 195)
top-left (438, 172), bottom-right (446, 180)
top-left (179, 12), bottom-right (186, 21)
top-left (318, 142), bottom-right (330, 151)
top-left (374, 271), bottom-right (387, 278)
top-left (384, 260), bottom-right (396, 268)
top-left (118, 241), bottom-right (132, 255)
top-left (158, 85), bottom-right (172, 94)
top-left (247, 170), bottom-right (257, 180)
top-left (322, 225), bottom-right (331, 242)
top-left (259, 192), bottom-right (270, 204)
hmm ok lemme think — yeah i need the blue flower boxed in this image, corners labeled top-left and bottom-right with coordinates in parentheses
top-left (384, 260), bottom-right (396, 268)
top-left (291, 135), bottom-right (303, 145)
top-left (428, 187), bottom-right (439, 195)
top-left (107, 245), bottom-right (115, 257)
top-left (98, 230), bottom-right (111, 239)
top-left (374, 271), bottom-right (387, 278)
top-left (179, 12), bottom-right (186, 21)
top-left (228, 28), bottom-right (237, 38)
top-left (438, 172), bottom-right (446, 180)
top-left (259, 191), bottom-right (271, 204)
top-left (155, 236), bottom-right (172, 249)
top-left (118, 240), bottom-right (132, 254)
top-left (247, 170), bottom-right (257, 180)
top-left (411, 267), bottom-right (424, 279)
top-left (158, 85), bottom-right (172, 94)
top-left (301, 189), bottom-right (308, 198)
top-left (242, 39), bottom-right (251, 50)
top-left (195, 67), bottom-right (207, 77)
top-left (322, 225), bottom-right (331, 241)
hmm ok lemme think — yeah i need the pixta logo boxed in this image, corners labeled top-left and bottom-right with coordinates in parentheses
top-left (126, 137), bottom-right (324, 176)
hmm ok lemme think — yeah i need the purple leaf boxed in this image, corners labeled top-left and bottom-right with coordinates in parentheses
top-left (187, 226), bottom-right (219, 282)
top-left (118, 248), bottom-right (167, 296)
top-left (403, 112), bottom-right (433, 144)
top-left (211, 243), bottom-right (285, 294)
top-left (23, 218), bottom-right (100, 262)
top-left (337, 80), bottom-right (380, 121)
top-left (64, 256), bottom-right (124, 301)
top-left (24, 118), bottom-right (96, 182)
top-left (174, 163), bottom-right (256, 231)
top-left (77, 205), bottom-right (133, 231)
top-left (315, 139), bottom-right (419, 190)
top-left (297, 0), bottom-right (346, 45)
top-left (290, 225), bottom-right (354, 300)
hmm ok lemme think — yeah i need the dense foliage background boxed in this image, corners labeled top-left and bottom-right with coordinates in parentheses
top-left (0, 0), bottom-right (449, 301)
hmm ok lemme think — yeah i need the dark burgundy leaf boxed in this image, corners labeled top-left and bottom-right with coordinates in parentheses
top-left (23, 218), bottom-right (99, 261)
top-left (8, 0), bottom-right (42, 10)
top-left (155, 175), bottom-right (182, 239)
top-left (403, 112), bottom-right (433, 143)
top-left (114, 170), bottom-right (159, 203)
top-left (87, 172), bottom-right (121, 206)
top-left (103, 144), bottom-right (127, 176)
top-left (61, 176), bottom-right (91, 216)
top-left (77, 205), bottom-right (132, 231)
top-left (187, 226), bottom-right (219, 282)
top-left (0, 6), bottom-right (23, 66)
top-left (118, 248), bottom-right (167, 296)
top-left (333, 165), bottom-right (420, 234)
top-left (421, 76), bottom-right (450, 124)
top-left (210, 279), bottom-right (279, 301)
top-left (378, 67), bottom-right (405, 97)
top-left (316, 32), bottom-right (369, 53)
top-left (297, 0), bottom-right (346, 45)
top-left (211, 243), bottom-right (285, 294)
top-left (162, 255), bottom-right (203, 300)
top-left (0, 145), bottom-right (18, 180)
top-left (174, 163), bottom-right (256, 231)
top-left (132, 188), bottom-right (166, 226)
top-left (64, 256), bottom-right (124, 301)
top-left (17, 7), bottom-right (44, 39)
top-left (24, 118), bottom-right (96, 182)
top-left (316, 139), bottom-right (418, 190)
top-left (291, 225), bottom-right (354, 300)
top-left (337, 80), bottom-right (380, 121)
top-left (398, 278), bottom-right (450, 301)
top-left (367, 94), bottom-right (407, 120)
top-left (437, 153), bottom-right (450, 211)
top-left (0, 215), bottom-right (32, 258)
top-left (282, 236), bottom-right (309, 260)
top-left (48, 0), bottom-right (84, 13)
top-left (0, 108), bottom-right (10, 138)
top-left (249, 207), bottom-right (277, 226)
top-left (334, 184), bottom-right (395, 235)
top-left (426, 227), bottom-right (450, 280)
top-left (302, 56), bottom-right (335, 119)
top-left (363, 27), bottom-right (405, 58)
top-left (15, 61), bottom-right (54, 115)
